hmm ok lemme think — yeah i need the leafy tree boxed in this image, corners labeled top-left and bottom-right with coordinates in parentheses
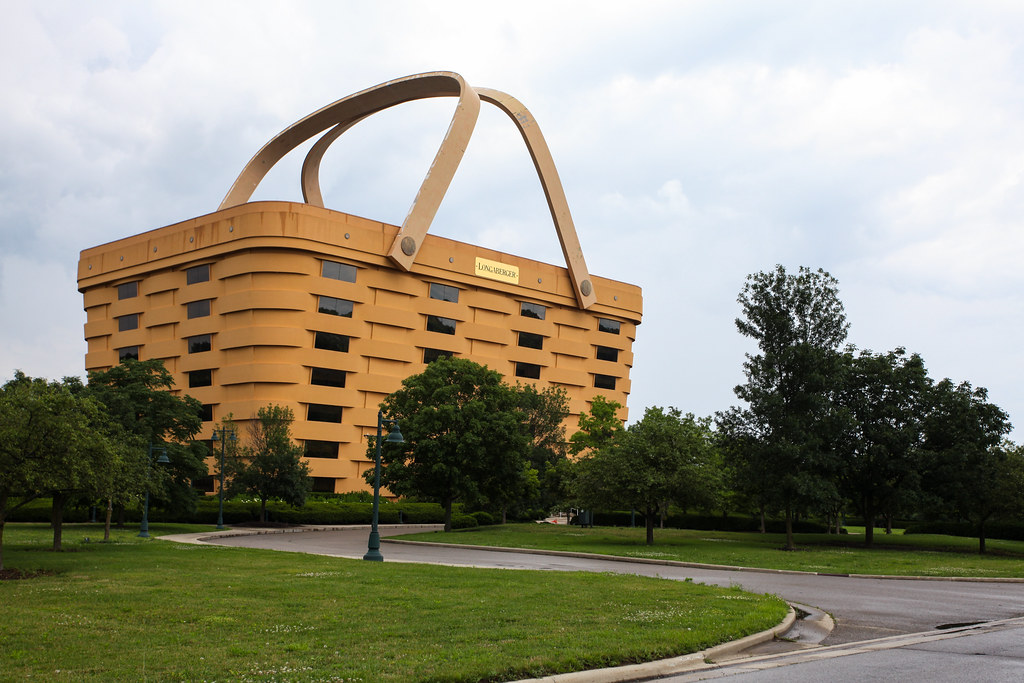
top-left (836, 348), bottom-right (931, 546)
top-left (86, 359), bottom-right (206, 517)
top-left (568, 395), bottom-right (624, 457)
top-left (0, 373), bottom-right (122, 564)
top-left (232, 405), bottom-right (311, 522)
top-left (370, 357), bottom-right (529, 532)
top-left (574, 407), bottom-right (719, 545)
top-left (513, 383), bottom-right (571, 517)
top-left (718, 265), bottom-right (849, 550)
top-left (919, 379), bottom-right (1013, 553)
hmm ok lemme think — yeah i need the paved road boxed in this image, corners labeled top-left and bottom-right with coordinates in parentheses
top-left (202, 526), bottom-right (1024, 680)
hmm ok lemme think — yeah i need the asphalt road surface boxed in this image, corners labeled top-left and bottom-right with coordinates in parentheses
top-left (202, 526), bottom-right (1024, 680)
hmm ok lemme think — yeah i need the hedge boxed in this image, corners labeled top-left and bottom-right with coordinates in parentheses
top-left (586, 510), bottom-right (829, 534)
top-left (903, 520), bottom-right (1024, 542)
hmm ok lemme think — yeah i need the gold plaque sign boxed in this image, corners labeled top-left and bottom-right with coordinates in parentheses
top-left (474, 257), bottom-right (520, 284)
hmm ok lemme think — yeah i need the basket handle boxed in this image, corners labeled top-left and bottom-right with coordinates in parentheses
top-left (219, 71), bottom-right (596, 309)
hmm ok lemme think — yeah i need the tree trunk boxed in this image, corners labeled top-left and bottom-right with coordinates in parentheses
top-left (659, 504), bottom-right (666, 529)
top-left (0, 515), bottom-right (6, 571)
top-left (51, 492), bottom-right (67, 551)
top-left (645, 506), bottom-right (655, 545)
top-left (261, 498), bottom-right (268, 523)
top-left (784, 504), bottom-right (794, 551)
top-left (978, 519), bottom-right (987, 555)
top-left (863, 501), bottom-right (875, 548)
top-left (104, 498), bottom-right (113, 542)
top-left (501, 507), bottom-right (507, 525)
top-left (885, 514), bottom-right (893, 535)
top-left (759, 506), bottom-right (766, 534)
top-left (444, 498), bottom-right (453, 532)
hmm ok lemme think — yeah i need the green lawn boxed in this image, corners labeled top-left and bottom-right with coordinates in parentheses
top-left (0, 523), bottom-right (786, 682)
top-left (394, 524), bottom-right (1024, 578)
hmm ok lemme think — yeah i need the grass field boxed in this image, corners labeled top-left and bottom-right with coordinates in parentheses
top-left (0, 523), bottom-right (787, 682)
top-left (394, 524), bottom-right (1024, 578)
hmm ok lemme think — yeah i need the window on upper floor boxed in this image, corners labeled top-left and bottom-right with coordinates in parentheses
top-left (310, 367), bottom-right (346, 387)
top-left (199, 404), bottom-right (214, 422)
top-left (429, 283), bottom-right (459, 303)
top-left (426, 315), bottom-right (456, 335)
top-left (186, 264), bottom-right (210, 285)
top-left (594, 374), bottom-right (617, 390)
top-left (520, 301), bottom-right (546, 320)
top-left (322, 260), bottom-right (357, 283)
top-left (596, 346), bottom-right (619, 362)
top-left (318, 295), bottom-right (354, 317)
top-left (117, 346), bottom-right (139, 362)
top-left (304, 440), bottom-right (339, 459)
top-left (515, 362), bottom-right (541, 380)
top-left (307, 403), bottom-right (343, 423)
top-left (598, 318), bottom-right (621, 335)
top-left (517, 331), bottom-right (544, 350)
top-left (314, 331), bottom-right (349, 353)
top-left (188, 369), bottom-right (213, 388)
top-left (117, 281), bottom-right (138, 300)
top-left (117, 314), bottom-right (139, 331)
top-left (187, 334), bottom-right (212, 354)
top-left (423, 348), bottom-right (454, 364)
top-left (186, 299), bottom-right (211, 319)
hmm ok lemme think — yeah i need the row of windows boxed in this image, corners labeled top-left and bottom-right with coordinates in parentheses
top-left (115, 264), bottom-right (210, 302)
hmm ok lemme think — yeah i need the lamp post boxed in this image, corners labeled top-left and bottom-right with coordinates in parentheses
top-left (211, 427), bottom-right (237, 530)
top-left (364, 410), bottom-right (403, 561)
top-left (138, 442), bottom-right (170, 538)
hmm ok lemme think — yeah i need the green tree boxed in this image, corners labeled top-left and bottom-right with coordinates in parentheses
top-left (86, 359), bottom-right (206, 518)
top-left (233, 405), bottom-right (311, 522)
top-left (718, 265), bottom-right (849, 550)
top-left (836, 348), bottom-right (931, 546)
top-left (568, 395), bottom-right (624, 457)
top-left (370, 357), bottom-right (529, 532)
top-left (513, 383), bottom-right (571, 517)
top-left (0, 373), bottom-right (122, 565)
top-left (574, 407), bottom-right (719, 545)
top-left (919, 379), bottom-right (1013, 553)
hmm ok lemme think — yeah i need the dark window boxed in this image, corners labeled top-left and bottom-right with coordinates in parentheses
top-left (186, 264), bottom-right (210, 285)
top-left (318, 295), bottom-right (354, 317)
top-left (305, 440), bottom-right (339, 459)
top-left (426, 315), bottom-right (456, 335)
top-left (188, 369), bottom-right (212, 388)
top-left (598, 318), bottom-right (621, 334)
top-left (314, 331), bottom-right (349, 352)
top-left (423, 348), bottom-right (454, 364)
top-left (192, 475), bottom-right (215, 493)
top-left (117, 314), bottom-right (139, 331)
top-left (322, 260), bottom-right (357, 283)
top-left (186, 299), bottom-right (211, 319)
top-left (520, 301), bottom-right (546, 320)
top-left (429, 283), bottom-right (459, 303)
top-left (594, 374), bottom-right (617, 390)
top-left (117, 281), bottom-right (138, 300)
top-left (596, 346), bottom-right (619, 362)
top-left (515, 362), bottom-right (542, 380)
top-left (310, 367), bottom-right (346, 387)
top-left (311, 477), bottom-right (336, 493)
top-left (117, 346), bottom-right (139, 362)
top-left (517, 332), bottom-right (544, 350)
top-left (199, 404), bottom-right (214, 422)
top-left (308, 403), bottom-right (343, 423)
top-left (187, 334), bottom-right (212, 353)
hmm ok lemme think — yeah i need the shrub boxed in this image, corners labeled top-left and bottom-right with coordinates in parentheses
top-left (451, 514), bottom-right (479, 530)
top-left (469, 511), bottom-right (494, 526)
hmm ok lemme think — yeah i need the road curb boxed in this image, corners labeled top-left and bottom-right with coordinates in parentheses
top-left (511, 607), bottom-right (797, 683)
top-left (383, 538), bottom-right (1024, 583)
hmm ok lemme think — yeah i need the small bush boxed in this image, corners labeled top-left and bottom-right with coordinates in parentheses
top-left (451, 514), bottom-right (479, 530)
top-left (469, 511), bottom-right (494, 526)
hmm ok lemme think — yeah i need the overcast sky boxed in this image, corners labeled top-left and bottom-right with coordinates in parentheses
top-left (2, 1), bottom-right (1022, 440)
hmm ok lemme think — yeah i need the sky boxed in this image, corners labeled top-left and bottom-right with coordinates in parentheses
top-left (2, 1), bottom-right (1022, 440)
